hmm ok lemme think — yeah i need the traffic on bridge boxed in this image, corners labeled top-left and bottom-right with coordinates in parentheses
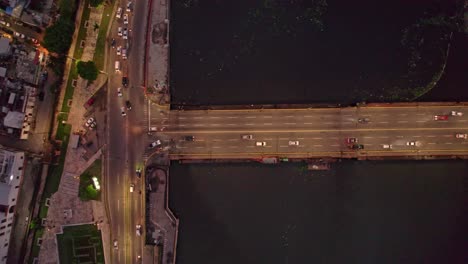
top-left (145, 104), bottom-right (468, 160)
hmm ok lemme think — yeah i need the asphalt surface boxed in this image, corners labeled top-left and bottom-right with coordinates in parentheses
top-left (106, 0), bottom-right (148, 263)
top-left (155, 106), bottom-right (468, 159)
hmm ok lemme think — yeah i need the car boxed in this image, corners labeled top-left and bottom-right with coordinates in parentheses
top-left (125, 100), bottom-right (132, 110)
top-left (136, 225), bottom-right (142, 236)
top-left (122, 48), bottom-right (127, 59)
top-left (149, 140), bottom-right (162, 149)
top-left (121, 107), bottom-right (126, 116)
top-left (123, 28), bottom-right (128, 39)
top-left (433, 115), bottom-right (448, 121)
top-left (382, 144), bottom-right (392, 149)
top-left (358, 118), bottom-right (369, 123)
top-left (349, 144), bottom-right (364, 150)
top-left (123, 14), bottom-right (128, 25)
top-left (183, 135), bottom-right (195, 141)
top-left (288, 140), bottom-right (299, 146)
top-left (126, 2), bottom-right (133, 12)
top-left (85, 117), bottom-right (97, 129)
top-left (346, 137), bottom-right (358, 144)
top-left (122, 76), bottom-right (129, 87)
top-left (241, 134), bottom-right (253, 140)
top-left (406, 141), bottom-right (416, 146)
top-left (256, 141), bottom-right (266, 146)
top-left (86, 98), bottom-right (95, 106)
top-left (116, 7), bottom-right (122, 18)
top-left (116, 46), bottom-right (121, 56)
top-left (136, 168), bottom-right (141, 178)
top-left (129, 183), bottom-right (134, 193)
top-left (117, 87), bottom-right (122, 97)
top-left (451, 111), bottom-right (463, 116)
top-left (113, 240), bottom-right (118, 250)
top-left (111, 38), bottom-right (116, 48)
top-left (455, 133), bottom-right (467, 139)
top-left (117, 27), bottom-right (123, 36)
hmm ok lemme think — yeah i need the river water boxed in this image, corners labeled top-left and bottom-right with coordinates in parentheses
top-left (168, 0), bottom-right (468, 263)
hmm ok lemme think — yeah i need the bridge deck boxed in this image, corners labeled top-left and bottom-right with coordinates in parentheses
top-left (150, 103), bottom-right (468, 160)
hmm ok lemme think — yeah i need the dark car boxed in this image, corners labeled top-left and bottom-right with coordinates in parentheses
top-left (111, 38), bottom-right (116, 48)
top-left (350, 144), bottom-right (364, 150)
top-left (136, 168), bottom-right (141, 178)
top-left (184, 135), bottom-right (195, 141)
top-left (122, 76), bottom-right (129, 87)
top-left (125, 100), bottom-right (132, 110)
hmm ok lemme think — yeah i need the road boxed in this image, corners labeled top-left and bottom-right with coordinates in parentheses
top-left (106, 0), bottom-right (149, 263)
top-left (149, 105), bottom-right (468, 159)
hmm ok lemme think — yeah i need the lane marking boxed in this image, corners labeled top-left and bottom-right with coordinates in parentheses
top-left (304, 122), bottom-right (313, 125)
top-left (378, 121), bottom-right (389, 124)
top-left (227, 116), bottom-right (238, 119)
top-left (427, 135), bottom-right (436, 137)
top-left (284, 123), bottom-right (296, 125)
top-left (209, 116), bottom-right (221, 119)
top-left (397, 121), bottom-right (408, 123)
top-left (263, 116), bottom-right (273, 118)
top-left (416, 121), bottom-right (426, 123)
top-left (412, 136), bottom-right (421, 138)
top-left (246, 116), bottom-right (257, 119)
top-left (313, 145), bottom-right (323, 147)
top-left (263, 123), bottom-right (273, 125)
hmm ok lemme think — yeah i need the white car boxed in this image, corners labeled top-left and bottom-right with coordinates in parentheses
top-left (288, 141), bottom-right (299, 146)
top-left (121, 107), bottom-right (126, 116)
top-left (382, 144), bottom-right (392, 149)
top-left (451, 111), bottom-right (463, 116)
top-left (122, 48), bottom-right (127, 59)
top-left (455, 133), bottom-right (467, 139)
top-left (126, 2), bottom-right (132, 12)
top-left (117, 27), bottom-right (123, 36)
top-left (256, 141), bottom-right (266, 146)
top-left (129, 183), bottom-right (134, 193)
top-left (117, 87), bottom-right (122, 97)
top-left (113, 240), bottom-right (118, 250)
top-left (406, 141), bottom-right (416, 146)
top-left (116, 46), bottom-right (121, 56)
top-left (85, 117), bottom-right (97, 129)
top-left (148, 140), bottom-right (162, 149)
top-left (116, 7), bottom-right (122, 19)
top-left (123, 28), bottom-right (128, 39)
top-left (123, 14), bottom-right (129, 25)
top-left (136, 224), bottom-right (142, 236)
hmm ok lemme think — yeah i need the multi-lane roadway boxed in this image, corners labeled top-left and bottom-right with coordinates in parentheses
top-left (154, 105), bottom-right (468, 159)
top-left (106, 0), bottom-right (148, 263)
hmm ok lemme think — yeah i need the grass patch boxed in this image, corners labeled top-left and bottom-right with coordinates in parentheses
top-left (61, 64), bottom-right (77, 113)
top-left (57, 224), bottom-right (105, 264)
top-left (74, 0), bottom-right (91, 59)
top-left (94, 2), bottom-right (114, 70)
top-left (79, 159), bottom-right (102, 201)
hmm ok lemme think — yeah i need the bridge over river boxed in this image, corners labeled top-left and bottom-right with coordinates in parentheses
top-left (151, 103), bottom-right (468, 160)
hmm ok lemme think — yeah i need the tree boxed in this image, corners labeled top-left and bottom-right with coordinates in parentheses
top-left (77, 61), bottom-right (99, 81)
top-left (43, 19), bottom-right (74, 54)
top-left (90, 0), bottom-right (104, 7)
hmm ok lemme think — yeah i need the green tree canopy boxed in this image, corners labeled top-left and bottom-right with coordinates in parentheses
top-left (89, 0), bottom-right (104, 7)
top-left (43, 19), bottom-right (74, 54)
top-left (77, 61), bottom-right (99, 81)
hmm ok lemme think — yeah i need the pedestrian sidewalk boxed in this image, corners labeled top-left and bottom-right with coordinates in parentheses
top-left (36, 4), bottom-right (110, 264)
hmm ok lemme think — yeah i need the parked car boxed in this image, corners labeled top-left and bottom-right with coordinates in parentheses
top-left (123, 14), bottom-right (129, 25)
top-left (451, 111), bottom-right (463, 116)
top-left (455, 133), bottom-right (467, 139)
top-left (117, 27), bottom-right (123, 36)
top-left (117, 87), bottom-right (122, 97)
top-left (288, 140), bottom-right (299, 146)
top-left (116, 46), bottom-right (121, 56)
top-left (121, 107), bottom-right (126, 117)
top-left (256, 141), bottom-right (266, 146)
top-left (116, 7), bottom-right (122, 18)
top-left (122, 48), bottom-right (127, 59)
top-left (241, 134), bottom-right (253, 140)
top-left (406, 141), bottom-right (416, 146)
top-left (148, 140), bottom-right (162, 149)
top-left (346, 137), bottom-right (358, 144)
top-left (129, 183), bottom-right (134, 192)
top-left (85, 117), bottom-right (97, 129)
top-left (433, 115), bottom-right (448, 121)
top-left (111, 38), bottom-right (116, 48)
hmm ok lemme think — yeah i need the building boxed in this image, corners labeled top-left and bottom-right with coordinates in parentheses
top-left (0, 147), bottom-right (24, 263)
top-left (0, 38), bottom-right (11, 57)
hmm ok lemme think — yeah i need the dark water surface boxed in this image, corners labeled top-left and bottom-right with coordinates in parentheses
top-left (169, 161), bottom-right (467, 264)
